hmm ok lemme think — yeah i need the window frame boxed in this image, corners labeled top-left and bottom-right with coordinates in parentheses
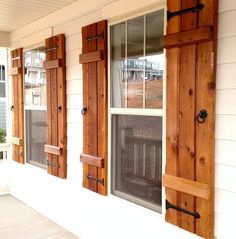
top-left (108, 4), bottom-right (167, 214)
top-left (23, 45), bottom-right (47, 169)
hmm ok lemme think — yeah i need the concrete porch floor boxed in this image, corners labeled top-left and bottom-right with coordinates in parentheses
top-left (0, 195), bottom-right (79, 239)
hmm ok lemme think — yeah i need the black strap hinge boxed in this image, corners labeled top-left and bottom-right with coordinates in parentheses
top-left (166, 200), bottom-right (200, 219)
top-left (47, 160), bottom-right (60, 168)
top-left (167, 3), bottom-right (204, 21)
top-left (45, 47), bottom-right (58, 52)
top-left (86, 33), bottom-right (104, 41)
top-left (87, 175), bottom-right (104, 185)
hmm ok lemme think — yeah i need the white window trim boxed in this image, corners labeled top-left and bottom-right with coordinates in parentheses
top-left (107, 3), bottom-right (167, 216)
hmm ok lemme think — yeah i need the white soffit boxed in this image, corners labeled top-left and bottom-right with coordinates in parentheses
top-left (0, 0), bottom-right (79, 32)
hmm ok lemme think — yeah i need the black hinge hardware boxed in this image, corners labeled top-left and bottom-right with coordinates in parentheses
top-left (86, 33), bottom-right (104, 41)
top-left (57, 106), bottom-right (62, 112)
top-left (47, 160), bottom-right (60, 168)
top-left (87, 175), bottom-right (104, 185)
top-left (166, 200), bottom-right (200, 219)
top-left (10, 105), bottom-right (14, 111)
top-left (45, 47), bottom-right (58, 52)
top-left (11, 56), bottom-right (21, 61)
top-left (167, 3), bottom-right (204, 21)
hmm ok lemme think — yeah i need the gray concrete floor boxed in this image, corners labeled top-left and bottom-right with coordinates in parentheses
top-left (0, 194), bottom-right (79, 239)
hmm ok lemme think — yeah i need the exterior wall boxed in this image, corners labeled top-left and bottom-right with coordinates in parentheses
top-left (215, 1), bottom-right (236, 238)
top-left (8, 0), bottom-right (235, 239)
top-left (0, 32), bottom-right (10, 47)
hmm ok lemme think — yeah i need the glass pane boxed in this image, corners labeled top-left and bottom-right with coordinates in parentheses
top-left (0, 101), bottom-right (6, 132)
top-left (111, 22), bottom-right (126, 108)
top-left (0, 65), bottom-right (5, 81)
top-left (0, 82), bottom-right (5, 97)
top-left (127, 16), bottom-right (144, 108)
top-left (112, 115), bottom-right (162, 207)
top-left (26, 110), bottom-right (47, 167)
top-left (145, 10), bottom-right (164, 109)
top-left (24, 47), bottom-right (46, 106)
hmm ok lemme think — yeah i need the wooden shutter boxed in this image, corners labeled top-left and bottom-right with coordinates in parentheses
top-left (163, 1), bottom-right (218, 238)
top-left (79, 20), bottom-right (108, 196)
top-left (43, 34), bottom-right (67, 179)
top-left (10, 48), bottom-right (24, 164)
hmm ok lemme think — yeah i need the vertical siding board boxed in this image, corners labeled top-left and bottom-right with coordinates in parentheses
top-left (82, 26), bottom-right (89, 189)
top-left (51, 36), bottom-right (59, 177)
top-left (178, 0), bottom-right (198, 231)
top-left (87, 23), bottom-right (98, 192)
top-left (57, 35), bottom-right (67, 178)
top-left (11, 48), bottom-right (24, 164)
top-left (196, 0), bottom-right (218, 238)
top-left (45, 37), bottom-right (53, 175)
top-left (165, 0), bottom-right (181, 226)
top-left (97, 20), bottom-right (108, 195)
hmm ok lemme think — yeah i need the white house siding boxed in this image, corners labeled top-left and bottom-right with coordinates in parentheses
top-left (215, 1), bottom-right (236, 238)
top-left (7, 0), bottom-right (235, 239)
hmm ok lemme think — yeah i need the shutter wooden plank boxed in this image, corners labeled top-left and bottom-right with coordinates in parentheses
top-left (11, 137), bottom-right (23, 146)
top-left (97, 20), bottom-right (107, 195)
top-left (165, 0), bottom-right (218, 238)
top-left (43, 59), bottom-right (62, 69)
top-left (82, 25), bottom-right (89, 190)
top-left (80, 154), bottom-right (104, 168)
top-left (81, 20), bottom-right (108, 195)
top-left (164, 26), bottom-right (213, 49)
top-left (9, 67), bottom-right (22, 76)
top-left (45, 37), bottom-right (53, 175)
top-left (165, 0), bottom-right (181, 226)
top-left (44, 145), bottom-right (63, 156)
top-left (17, 48), bottom-right (24, 164)
top-left (57, 34), bottom-right (67, 179)
top-left (163, 174), bottom-right (210, 200)
top-left (178, 0), bottom-right (197, 233)
top-left (51, 36), bottom-right (59, 177)
top-left (79, 50), bottom-right (104, 64)
top-left (11, 48), bottom-right (24, 164)
top-left (87, 23), bottom-right (98, 192)
top-left (44, 34), bottom-right (67, 178)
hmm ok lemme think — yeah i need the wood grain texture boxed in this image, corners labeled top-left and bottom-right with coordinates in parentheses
top-left (164, 26), bottom-right (213, 49)
top-left (44, 145), bottom-right (63, 156)
top-left (10, 48), bottom-right (24, 164)
top-left (43, 59), bottom-right (62, 69)
top-left (81, 20), bottom-right (108, 195)
top-left (44, 34), bottom-right (67, 179)
top-left (79, 50), bottom-right (104, 64)
top-left (165, 0), bottom-right (181, 226)
top-left (9, 67), bottom-right (22, 76)
top-left (165, 0), bottom-right (218, 238)
top-left (163, 174), bottom-right (210, 200)
top-left (80, 154), bottom-right (104, 168)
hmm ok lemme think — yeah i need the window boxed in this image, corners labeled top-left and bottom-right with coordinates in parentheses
top-left (24, 47), bottom-right (47, 168)
top-left (110, 9), bottom-right (164, 211)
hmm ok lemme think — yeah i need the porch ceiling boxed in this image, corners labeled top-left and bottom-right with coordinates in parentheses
top-left (0, 0), bottom-right (79, 32)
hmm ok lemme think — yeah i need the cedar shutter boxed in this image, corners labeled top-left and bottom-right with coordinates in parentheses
top-left (79, 20), bottom-right (108, 196)
top-left (43, 34), bottom-right (67, 179)
top-left (163, 1), bottom-right (218, 239)
top-left (10, 48), bottom-right (24, 164)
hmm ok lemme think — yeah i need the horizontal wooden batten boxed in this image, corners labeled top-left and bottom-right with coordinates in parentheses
top-left (9, 67), bottom-right (22, 76)
top-left (43, 59), bottom-right (62, 69)
top-left (164, 26), bottom-right (213, 49)
top-left (80, 153), bottom-right (104, 168)
top-left (44, 144), bottom-right (63, 156)
top-left (11, 137), bottom-right (23, 146)
top-left (163, 174), bottom-right (210, 200)
top-left (79, 50), bottom-right (104, 64)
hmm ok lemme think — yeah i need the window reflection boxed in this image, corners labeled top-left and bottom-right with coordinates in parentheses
top-left (24, 47), bottom-right (46, 106)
